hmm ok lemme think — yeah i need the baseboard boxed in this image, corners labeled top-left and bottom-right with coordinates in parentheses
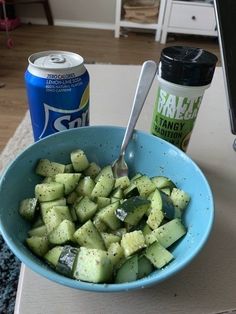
top-left (19, 17), bottom-right (115, 30)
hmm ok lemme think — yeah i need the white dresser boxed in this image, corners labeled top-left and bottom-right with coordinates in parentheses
top-left (161, 0), bottom-right (217, 43)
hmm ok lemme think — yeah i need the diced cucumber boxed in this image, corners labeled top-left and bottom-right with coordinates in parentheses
top-left (35, 159), bottom-right (65, 177)
top-left (71, 149), bottom-right (89, 172)
top-left (151, 176), bottom-right (176, 190)
top-left (44, 246), bottom-right (64, 267)
top-left (152, 218), bottom-right (187, 248)
top-left (137, 255), bottom-right (154, 279)
top-left (134, 175), bottom-right (156, 197)
top-left (145, 241), bottom-right (174, 269)
top-left (74, 196), bottom-right (98, 223)
top-left (115, 255), bottom-right (138, 283)
top-left (170, 188), bottom-right (191, 217)
top-left (26, 236), bottom-right (49, 257)
top-left (107, 242), bottom-right (124, 267)
top-left (73, 220), bottom-right (106, 250)
top-left (28, 225), bottom-right (47, 237)
top-left (114, 176), bottom-right (130, 189)
top-left (95, 197), bottom-right (111, 209)
top-left (40, 198), bottom-right (66, 212)
top-left (56, 245), bottom-right (79, 277)
top-left (55, 173), bottom-right (81, 195)
top-left (19, 198), bottom-right (38, 221)
top-left (145, 233), bottom-right (157, 245)
top-left (53, 205), bottom-right (72, 221)
top-left (76, 176), bottom-right (95, 197)
top-left (48, 219), bottom-right (75, 245)
top-left (115, 196), bottom-right (150, 226)
top-left (35, 182), bottom-right (64, 202)
top-left (147, 188), bottom-right (175, 219)
top-left (121, 230), bottom-right (146, 257)
top-left (91, 165), bottom-right (114, 198)
top-left (73, 247), bottom-right (113, 283)
top-left (42, 207), bottom-right (65, 233)
top-left (97, 201), bottom-right (122, 231)
top-left (111, 187), bottom-right (123, 199)
top-left (146, 207), bottom-right (164, 230)
top-left (83, 162), bottom-right (101, 179)
top-left (93, 214), bottom-right (108, 232)
top-left (101, 232), bottom-right (121, 249)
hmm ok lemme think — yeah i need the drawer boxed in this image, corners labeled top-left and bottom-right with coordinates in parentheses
top-left (169, 2), bottom-right (216, 31)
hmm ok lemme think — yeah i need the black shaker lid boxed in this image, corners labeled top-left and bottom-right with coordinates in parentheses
top-left (158, 46), bottom-right (218, 86)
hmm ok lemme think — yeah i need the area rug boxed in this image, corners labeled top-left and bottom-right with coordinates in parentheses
top-left (0, 111), bottom-right (32, 314)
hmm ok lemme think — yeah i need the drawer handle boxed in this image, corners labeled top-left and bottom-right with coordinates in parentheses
top-left (191, 16), bottom-right (196, 20)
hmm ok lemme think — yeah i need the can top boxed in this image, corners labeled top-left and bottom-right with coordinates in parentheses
top-left (28, 50), bottom-right (84, 70)
top-left (158, 46), bottom-right (218, 86)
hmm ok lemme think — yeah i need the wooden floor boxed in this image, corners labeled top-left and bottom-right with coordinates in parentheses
top-left (0, 24), bottom-right (220, 151)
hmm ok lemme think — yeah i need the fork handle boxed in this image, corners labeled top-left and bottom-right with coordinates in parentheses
top-left (120, 60), bottom-right (158, 155)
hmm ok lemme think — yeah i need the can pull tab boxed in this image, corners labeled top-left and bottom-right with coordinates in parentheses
top-left (50, 54), bottom-right (65, 63)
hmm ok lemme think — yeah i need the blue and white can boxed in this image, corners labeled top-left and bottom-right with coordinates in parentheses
top-left (25, 51), bottom-right (89, 141)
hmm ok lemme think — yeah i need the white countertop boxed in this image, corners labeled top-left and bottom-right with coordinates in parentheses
top-left (10, 64), bottom-right (236, 314)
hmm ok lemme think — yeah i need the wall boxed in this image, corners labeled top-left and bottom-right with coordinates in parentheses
top-left (15, 0), bottom-right (117, 29)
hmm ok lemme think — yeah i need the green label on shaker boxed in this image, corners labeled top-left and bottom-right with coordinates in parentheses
top-left (151, 87), bottom-right (203, 151)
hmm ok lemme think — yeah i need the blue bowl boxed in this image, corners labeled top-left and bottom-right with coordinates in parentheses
top-left (0, 126), bottom-right (214, 292)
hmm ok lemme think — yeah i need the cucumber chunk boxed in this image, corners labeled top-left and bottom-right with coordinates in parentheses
top-left (40, 198), bottom-right (66, 212)
top-left (91, 165), bottom-right (114, 198)
top-left (48, 220), bottom-right (76, 245)
top-left (55, 173), bottom-right (81, 195)
top-left (121, 230), bottom-right (146, 257)
top-left (170, 188), bottom-right (191, 217)
top-left (35, 159), bottom-right (65, 177)
top-left (83, 162), bottom-right (101, 179)
top-left (98, 201), bottom-right (122, 231)
top-left (26, 236), bottom-right (49, 257)
top-left (115, 255), bottom-right (138, 283)
top-left (134, 175), bottom-right (156, 197)
top-left (145, 241), bottom-right (174, 269)
top-left (152, 218), bottom-right (187, 248)
top-left (35, 182), bottom-right (64, 202)
top-left (76, 176), bottom-right (95, 197)
top-left (71, 149), bottom-right (89, 172)
top-left (115, 196), bottom-right (150, 226)
top-left (151, 176), bottom-right (176, 190)
top-left (95, 197), bottom-right (111, 209)
top-left (73, 220), bottom-right (106, 250)
top-left (101, 232), bottom-right (121, 249)
top-left (107, 242), bottom-right (124, 267)
top-left (146, 207), bottom-right (164, 230)
top-left (73, 247), bottom-right (113, 283)
top-left (28, 225), bottom-right (47, 237)
top-left (137, 255), bottom-right (154, 279)
top-left (114, 176), bottom-right (130, 189)
top-left (19, 198), bottom-right (38, 221)
top-left (44, 246), bottom-right (64, 267)
top-left (74, 196), bottom-right (98, 223)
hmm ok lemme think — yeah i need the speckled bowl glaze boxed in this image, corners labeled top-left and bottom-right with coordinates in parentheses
top-left (0, 126), bottom-right (214, 292)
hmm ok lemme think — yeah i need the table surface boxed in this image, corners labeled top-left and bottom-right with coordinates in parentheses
top-left (5, 64), bottom-right (236, 314)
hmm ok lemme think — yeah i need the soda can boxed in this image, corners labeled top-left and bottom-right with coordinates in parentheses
top-left (25, 51), bottom-right (89, 141)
